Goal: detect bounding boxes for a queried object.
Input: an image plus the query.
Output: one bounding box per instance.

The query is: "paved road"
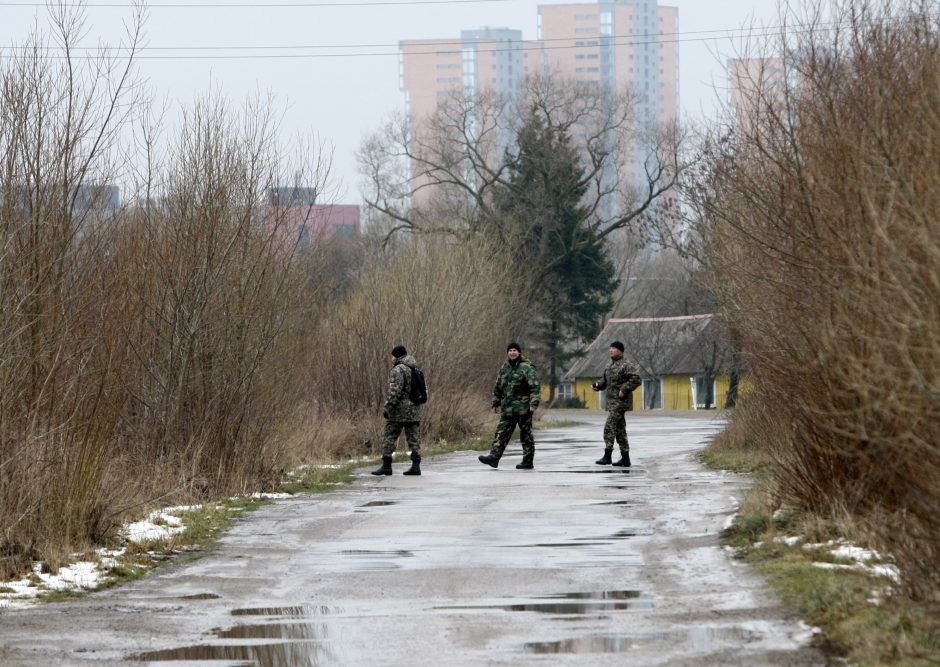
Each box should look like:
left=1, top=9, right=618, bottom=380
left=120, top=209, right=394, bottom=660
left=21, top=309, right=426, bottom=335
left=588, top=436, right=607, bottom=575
left=0, top=412, right=824, bottom=666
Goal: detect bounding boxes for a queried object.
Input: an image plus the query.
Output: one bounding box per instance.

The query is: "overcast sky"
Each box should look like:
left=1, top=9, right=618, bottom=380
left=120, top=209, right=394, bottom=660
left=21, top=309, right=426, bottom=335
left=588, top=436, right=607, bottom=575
left=0, top=0, right=783, bottom=203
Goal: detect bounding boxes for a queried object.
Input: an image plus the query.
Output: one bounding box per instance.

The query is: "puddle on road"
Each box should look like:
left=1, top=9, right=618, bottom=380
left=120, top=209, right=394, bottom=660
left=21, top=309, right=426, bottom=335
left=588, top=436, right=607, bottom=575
left=359, top=500, right=397, bottom=507
left=132, top=607, right=341, bottom=664
left=512, top=528, right=651, bottom=548
left=177, top=593, right=220, bottom=600
left=436, top=590, right=654, bottom=615
left=340, top=549, right=413, bottom=557
left=232, top=604, right=341, bottom=616
left=523, top=627, right=761, bottom=654
left=133, top=640, right=327, bottom=665
left=547, top=468, right=645, bottom=474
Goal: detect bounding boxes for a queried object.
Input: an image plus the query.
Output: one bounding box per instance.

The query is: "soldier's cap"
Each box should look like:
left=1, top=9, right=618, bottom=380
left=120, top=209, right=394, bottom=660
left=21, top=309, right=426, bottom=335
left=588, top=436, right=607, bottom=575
left=391, top=345, right=407, bottom=357
left=506, top=341, right=522, bottom=352
left=610, top=340, right=625, bottom=352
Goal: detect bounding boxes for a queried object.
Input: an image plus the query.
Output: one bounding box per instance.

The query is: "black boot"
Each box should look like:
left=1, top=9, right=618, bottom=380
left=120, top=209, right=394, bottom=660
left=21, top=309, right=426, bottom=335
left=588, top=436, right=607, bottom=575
left=515, top=453, right=534, bottom=470
left=612, top=451, right=631, bottom=467
left=595, top=449, right=613, bottom=465
left=371, top=455, right=393, bottom=475
left=403, top=452, right=421, bottom=476
left=478, top=453, right=500, bottom=468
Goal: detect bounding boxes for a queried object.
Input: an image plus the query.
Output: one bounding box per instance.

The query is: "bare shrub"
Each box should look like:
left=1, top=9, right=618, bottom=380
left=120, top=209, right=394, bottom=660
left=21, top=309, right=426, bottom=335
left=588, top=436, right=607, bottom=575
left=0, top=7, right=337, bottom=577
left=0, top=9, right=144, bottom=577
left=292, top=234, right=527, bottom=455
left=687, top=0, right=940, bottom=597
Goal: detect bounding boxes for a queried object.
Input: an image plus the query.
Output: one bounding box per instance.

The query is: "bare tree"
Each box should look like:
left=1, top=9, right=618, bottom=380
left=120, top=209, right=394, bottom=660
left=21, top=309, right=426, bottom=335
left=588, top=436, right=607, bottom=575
left=358, top=73, right=687, bottom=261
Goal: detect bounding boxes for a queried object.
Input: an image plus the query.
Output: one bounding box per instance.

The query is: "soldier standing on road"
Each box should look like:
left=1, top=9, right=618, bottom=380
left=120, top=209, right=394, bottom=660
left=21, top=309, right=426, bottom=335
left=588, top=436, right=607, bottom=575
left=592, top=340, right=642, bottom=467
left=478, top=342, right=541, bottom=470
left=372, top=345, right=423, bottom=476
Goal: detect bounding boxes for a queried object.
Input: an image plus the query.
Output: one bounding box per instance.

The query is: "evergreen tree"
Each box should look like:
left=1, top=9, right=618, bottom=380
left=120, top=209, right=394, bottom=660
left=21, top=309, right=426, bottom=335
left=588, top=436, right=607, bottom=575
left=491, top=110, right=618, bottom=401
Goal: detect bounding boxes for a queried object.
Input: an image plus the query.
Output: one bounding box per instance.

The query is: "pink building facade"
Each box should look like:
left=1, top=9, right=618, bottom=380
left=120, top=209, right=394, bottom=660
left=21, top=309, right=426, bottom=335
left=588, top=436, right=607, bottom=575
left=538, top=1, right=678, bottom=189
left=266, top=193, right=360, bottom=254
left=727, top=57, right=787, bottom=135
left=398, top=1, right=679, bottom=209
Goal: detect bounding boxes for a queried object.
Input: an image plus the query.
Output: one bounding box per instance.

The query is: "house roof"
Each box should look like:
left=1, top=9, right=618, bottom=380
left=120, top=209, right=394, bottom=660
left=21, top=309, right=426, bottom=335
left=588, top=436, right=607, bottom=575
left=564, top=314, right=728, bottom=380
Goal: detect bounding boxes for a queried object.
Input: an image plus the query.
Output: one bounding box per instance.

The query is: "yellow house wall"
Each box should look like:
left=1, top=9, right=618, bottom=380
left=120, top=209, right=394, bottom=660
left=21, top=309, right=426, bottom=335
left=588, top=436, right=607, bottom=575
left=574, top=378, right=600, bottom=410
left=661, top=375, right=733, bottom=410
left=663, top=375, right=693, bottom=410
left=546, top=375, right=736, bottom=411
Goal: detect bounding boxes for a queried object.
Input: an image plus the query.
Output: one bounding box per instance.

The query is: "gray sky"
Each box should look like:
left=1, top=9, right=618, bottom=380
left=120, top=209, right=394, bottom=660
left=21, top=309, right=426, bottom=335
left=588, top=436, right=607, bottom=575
left=0, top=0, right=782, bottom=203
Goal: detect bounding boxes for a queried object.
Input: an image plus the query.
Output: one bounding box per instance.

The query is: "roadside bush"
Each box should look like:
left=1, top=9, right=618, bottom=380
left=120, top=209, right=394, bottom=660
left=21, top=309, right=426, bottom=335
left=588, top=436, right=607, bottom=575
left=688, top=0, right=940, bottom=598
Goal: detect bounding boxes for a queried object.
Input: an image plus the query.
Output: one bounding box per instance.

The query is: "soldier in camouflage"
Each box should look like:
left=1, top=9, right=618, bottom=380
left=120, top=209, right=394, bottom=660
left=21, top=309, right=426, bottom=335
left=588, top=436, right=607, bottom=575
left=478, top=341, right=541, bottom=470
left=371, top=345, right=423, bottom=476
left=592, top=340, right=642, bottom=467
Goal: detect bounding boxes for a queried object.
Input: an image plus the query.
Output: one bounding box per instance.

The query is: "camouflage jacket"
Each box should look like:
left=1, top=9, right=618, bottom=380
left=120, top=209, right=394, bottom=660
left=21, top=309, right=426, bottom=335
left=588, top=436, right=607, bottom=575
left=595, top=355, right=642, bottom=412
left=491, top=356, right=540, bottom=416
left=383, top=354, right=423, bottom=422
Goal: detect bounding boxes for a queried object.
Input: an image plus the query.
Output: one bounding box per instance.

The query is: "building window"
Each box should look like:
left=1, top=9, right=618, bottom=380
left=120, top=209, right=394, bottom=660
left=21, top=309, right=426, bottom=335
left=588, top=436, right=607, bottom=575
left=694, top=376, right=716, bottom=409
left=558, top=382, right=573, bottom=399
left=642, top=378, right=662, bottom=409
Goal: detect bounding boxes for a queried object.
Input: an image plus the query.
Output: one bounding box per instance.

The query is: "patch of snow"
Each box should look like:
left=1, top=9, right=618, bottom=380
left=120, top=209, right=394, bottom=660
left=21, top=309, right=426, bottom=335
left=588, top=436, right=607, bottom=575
left=867, top=564, right=901, bottom=583
left=122, top=514, right=187, bottom=543
left=793, top=620, right=822, bottom=643
left=830, top=545, right=880, bottom=562
left=248, top=492, right=292, bottom=499
left=33, top=561, right=103, bottom=591
left=722, top=513, right=737, bottom=530
left=774, top=535, right=802, bottom=546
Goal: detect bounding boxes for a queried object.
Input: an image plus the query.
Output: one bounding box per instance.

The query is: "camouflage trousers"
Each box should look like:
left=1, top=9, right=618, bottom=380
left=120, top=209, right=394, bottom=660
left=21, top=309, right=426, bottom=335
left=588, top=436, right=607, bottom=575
left=603, top=409, right=630, bottom=454
left=489, top=411, right=535, bottom=459
left=382, top=421, right=421, bottom=457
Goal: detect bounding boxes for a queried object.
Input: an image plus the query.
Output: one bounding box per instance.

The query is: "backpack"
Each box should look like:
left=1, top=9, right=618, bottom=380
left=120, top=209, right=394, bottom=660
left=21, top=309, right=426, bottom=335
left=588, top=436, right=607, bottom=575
left=408, top=367, right=428, bottom=405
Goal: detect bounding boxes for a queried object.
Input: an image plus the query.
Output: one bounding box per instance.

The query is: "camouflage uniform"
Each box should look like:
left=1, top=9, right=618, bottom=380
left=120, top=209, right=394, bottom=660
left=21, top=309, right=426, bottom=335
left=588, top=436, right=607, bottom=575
left=382, top=353, right=423, bottom=457
left=486, top=356, right=541, bottom=461
left=595, top=356, right=642, bottom=457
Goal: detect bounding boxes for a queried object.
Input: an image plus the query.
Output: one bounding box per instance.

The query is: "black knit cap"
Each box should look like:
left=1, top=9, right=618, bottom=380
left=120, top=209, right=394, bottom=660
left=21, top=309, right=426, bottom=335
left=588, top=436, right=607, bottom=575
left=391, top=345, right=407, bottom=358
left=506, top=341, right=522, bottom=352
left=610, top=340, right=625, bottom=352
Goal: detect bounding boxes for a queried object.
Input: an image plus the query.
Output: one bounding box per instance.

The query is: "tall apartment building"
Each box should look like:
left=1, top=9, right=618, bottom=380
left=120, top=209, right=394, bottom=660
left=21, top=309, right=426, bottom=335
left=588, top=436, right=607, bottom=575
left=400, top=28, right=538, bottom=133
left=398, top=1, right=679, bottom=206
left=727, top=57, right=787, bottom=135
left=538, top=1, right=678, bottom=189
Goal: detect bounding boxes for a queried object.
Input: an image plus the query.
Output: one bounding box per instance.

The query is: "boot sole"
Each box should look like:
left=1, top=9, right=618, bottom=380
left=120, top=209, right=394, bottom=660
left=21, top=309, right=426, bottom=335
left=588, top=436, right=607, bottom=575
left=478, top=456, right=499, bottom=468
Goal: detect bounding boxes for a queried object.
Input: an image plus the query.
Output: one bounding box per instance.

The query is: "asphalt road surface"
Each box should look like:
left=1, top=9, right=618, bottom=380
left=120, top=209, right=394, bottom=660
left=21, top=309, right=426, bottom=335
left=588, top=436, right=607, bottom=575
left=0, top=412, right=825, bottom=666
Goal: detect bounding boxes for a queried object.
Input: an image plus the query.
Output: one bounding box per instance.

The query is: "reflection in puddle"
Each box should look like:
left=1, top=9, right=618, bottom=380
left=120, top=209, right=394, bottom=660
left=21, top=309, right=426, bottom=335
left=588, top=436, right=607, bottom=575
left=517, top=542, right=611, bottom=548
left=216, top=623, right=328, bottom=639
left=437, top=590, right=654, bottom=615
left=133, top=640, right=326, bottom=665
left=178, top=593, right=220, bottom=600
left=523, top=627, right=762, bottom=654
left=513, top=528, right=651, bottom=548
left=359, top=500, right=397, bottom=507
left=232, top=604, right=340, bottom=616
left=549, top=468, right=643, bottom=474
left=132, top=607, right=341, bottom=664
left=340, top=549, right=413, bottom=557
